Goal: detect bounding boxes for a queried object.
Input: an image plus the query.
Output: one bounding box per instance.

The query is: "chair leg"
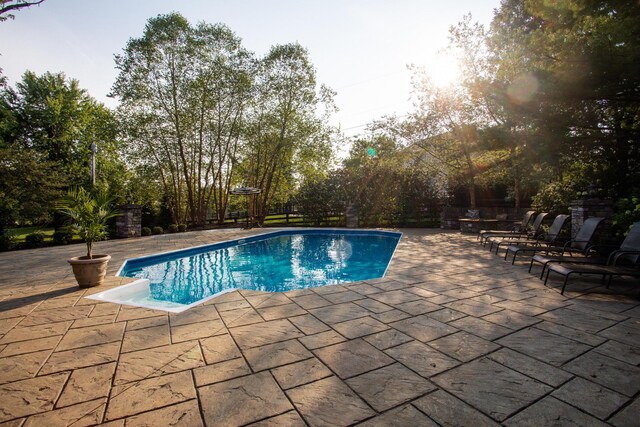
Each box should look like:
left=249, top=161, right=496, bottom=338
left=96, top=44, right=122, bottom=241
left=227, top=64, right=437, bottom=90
left=606, top=274, right=613, bottom=288
left=504, top=249, right=509, bottom=260
left=539, top=264, right=547, bottom=280
left=528, top=259, right=534, bottom=273
left=544, top=269, right=551, bottom=286
left=560, top=273, right=571, bottom=295
left=511, top=251, right=518, bottom=265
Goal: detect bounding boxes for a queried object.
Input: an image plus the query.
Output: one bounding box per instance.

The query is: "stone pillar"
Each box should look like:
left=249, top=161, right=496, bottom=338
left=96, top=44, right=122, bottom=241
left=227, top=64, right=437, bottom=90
left=570, top=199, right=613, bottom=241
left=116, top=204, right=142, bottom=238
left=345, top=204, right=358, bottom=228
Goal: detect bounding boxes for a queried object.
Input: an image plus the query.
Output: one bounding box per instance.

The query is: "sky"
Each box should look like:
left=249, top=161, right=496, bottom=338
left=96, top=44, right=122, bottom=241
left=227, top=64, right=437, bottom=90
left=0, top=0, right=501, bottom=141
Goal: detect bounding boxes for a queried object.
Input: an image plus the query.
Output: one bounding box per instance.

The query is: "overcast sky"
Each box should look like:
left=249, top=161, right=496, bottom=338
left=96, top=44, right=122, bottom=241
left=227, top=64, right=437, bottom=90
left=0, top=0, right=501, bottom=140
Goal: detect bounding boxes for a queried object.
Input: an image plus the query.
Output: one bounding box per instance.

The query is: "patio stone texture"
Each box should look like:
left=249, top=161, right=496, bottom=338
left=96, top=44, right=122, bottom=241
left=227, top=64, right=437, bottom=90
left=0, top=228, right=639, bottom=426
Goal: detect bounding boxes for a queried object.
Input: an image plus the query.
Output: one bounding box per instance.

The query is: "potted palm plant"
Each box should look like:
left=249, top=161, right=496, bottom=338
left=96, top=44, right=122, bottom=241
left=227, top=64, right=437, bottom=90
left=58, top=187, right=118, bottom=287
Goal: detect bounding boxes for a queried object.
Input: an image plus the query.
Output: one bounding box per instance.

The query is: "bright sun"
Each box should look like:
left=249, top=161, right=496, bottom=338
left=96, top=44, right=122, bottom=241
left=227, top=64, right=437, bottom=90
left=427, top=55, right=462, bottom=88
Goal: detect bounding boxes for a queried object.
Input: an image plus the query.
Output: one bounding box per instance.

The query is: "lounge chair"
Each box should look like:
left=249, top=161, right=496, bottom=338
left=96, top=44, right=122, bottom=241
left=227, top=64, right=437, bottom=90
left=487, top=212, right=548, bottom=252
left=544, top=222, right=640, bottom=294
left=544, top=259, right=640, bottom=295
left=527, top=217, right=606, bottom=278
left=478, top=210, right=536, bottom=244
left=503, top=214, right=571, bottom=262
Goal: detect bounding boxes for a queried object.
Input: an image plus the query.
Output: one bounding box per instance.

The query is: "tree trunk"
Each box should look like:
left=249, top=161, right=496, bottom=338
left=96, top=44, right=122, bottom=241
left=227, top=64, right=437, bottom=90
left=468, top=180, right=477, bottom=209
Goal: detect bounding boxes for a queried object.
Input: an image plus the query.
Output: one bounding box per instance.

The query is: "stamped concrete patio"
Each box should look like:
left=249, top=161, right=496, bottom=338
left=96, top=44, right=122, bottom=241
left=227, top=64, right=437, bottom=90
left=0, top=228, right=639, bottom=426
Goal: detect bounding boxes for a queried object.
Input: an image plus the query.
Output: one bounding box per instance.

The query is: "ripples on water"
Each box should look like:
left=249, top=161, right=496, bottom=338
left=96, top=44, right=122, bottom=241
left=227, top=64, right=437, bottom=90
left=122, top=233, right=399, bottom=305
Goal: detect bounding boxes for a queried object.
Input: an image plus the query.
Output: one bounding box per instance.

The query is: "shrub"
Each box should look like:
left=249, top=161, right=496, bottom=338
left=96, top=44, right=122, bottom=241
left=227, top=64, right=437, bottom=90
left=531, top=181, right=578, bottom=214
left=53, top=229, right=74, bottom=245
left=178, top=224, right=187, bottom=232
left=141, top=227, right=152, bottom=236
left=168, top=224, right=179, bottom=233
left=612, top=195, right=640, bottom=240
left=152, top=226, right=164, bottom=235
left=0, top=232, right=16, bottom=251
left=25, top=232, right=46, bottom=248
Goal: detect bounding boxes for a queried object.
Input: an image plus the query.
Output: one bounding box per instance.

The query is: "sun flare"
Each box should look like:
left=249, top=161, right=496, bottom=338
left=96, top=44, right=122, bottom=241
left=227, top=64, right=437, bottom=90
left=427, top=55, right=462, bottom=88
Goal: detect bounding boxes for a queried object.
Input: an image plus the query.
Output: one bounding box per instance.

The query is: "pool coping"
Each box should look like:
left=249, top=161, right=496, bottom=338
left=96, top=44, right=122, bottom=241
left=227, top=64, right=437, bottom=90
left=85, top=279, right=240, bottom=313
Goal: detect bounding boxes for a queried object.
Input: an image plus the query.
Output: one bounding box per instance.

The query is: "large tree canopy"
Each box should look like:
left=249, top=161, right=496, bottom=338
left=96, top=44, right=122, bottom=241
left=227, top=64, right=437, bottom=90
left=113, top=13, right=334, bottom=226
left=404, top=0, right=639, bottom=216
left=489, top=0, right=640, bottom=199
left=241, top=43, right=335, bottom=223
left=0, top=71, right=123, bottom=226
left=112, top=13, right=256, bottom=225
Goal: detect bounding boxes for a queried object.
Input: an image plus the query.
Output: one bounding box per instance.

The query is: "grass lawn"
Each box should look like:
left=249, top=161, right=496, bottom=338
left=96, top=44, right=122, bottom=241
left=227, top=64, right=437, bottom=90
left=8, top=226, right=82, bottom=243
left=9, top=226, right=55, bottom=242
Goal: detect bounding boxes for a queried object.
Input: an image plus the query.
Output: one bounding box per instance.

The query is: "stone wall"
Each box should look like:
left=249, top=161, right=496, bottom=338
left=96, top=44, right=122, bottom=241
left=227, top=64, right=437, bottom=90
left=116, top=205, right=142, bottom=238
left=569, top=199, right=613, bottom=242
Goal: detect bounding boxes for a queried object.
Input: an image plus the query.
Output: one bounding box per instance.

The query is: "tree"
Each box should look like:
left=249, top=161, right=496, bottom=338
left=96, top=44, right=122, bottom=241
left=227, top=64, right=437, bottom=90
left=113, top=13, right=255, bottom=226
left=0, top=146, right=62, bottom=227
left=0, top=71, right=123, bottom=226
left=241, top=43, right=335, bottom=224
left=408, top=72, right=494, bottom=208
left=0, top=0, right=45, bottom=22
left=336, top=118, right=443, bottom=226
left=488, top=0, right=640, bottom=201
left=1, top=71, right=122, bottom=186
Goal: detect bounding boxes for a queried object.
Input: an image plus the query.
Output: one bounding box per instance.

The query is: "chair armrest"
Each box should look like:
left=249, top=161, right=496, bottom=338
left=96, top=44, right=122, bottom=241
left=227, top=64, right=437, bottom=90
left=561, top=239, right=594, bottom=255
left=589, top=244, right=619, bottom=257
left=609, top=250, right=640, bottom=266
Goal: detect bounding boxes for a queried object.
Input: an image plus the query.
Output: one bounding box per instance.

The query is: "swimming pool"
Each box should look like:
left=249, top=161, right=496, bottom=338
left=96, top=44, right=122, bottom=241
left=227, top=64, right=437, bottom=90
left=88, top=229, right=401, bottom=312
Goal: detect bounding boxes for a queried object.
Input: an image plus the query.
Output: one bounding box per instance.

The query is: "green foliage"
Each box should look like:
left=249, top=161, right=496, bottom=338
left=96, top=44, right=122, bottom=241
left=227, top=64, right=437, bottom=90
left=57, top=187, right=118, bottom=259
left=530, top=181, right=578, bottom=214
left=112, top=13, right=257, bottom=226
left=2, top=72, right=123, bottom=187
left=141, top=227, right=151, bottom=236
left=178, top=224, right=187, bottom=232
left=295, top=174, right=346, bottom=225
left=488, top=0, right=640, bottom=205
left=152, top=226, right=164, bottom=235
left=241, top=42, right=335, bottom=224
left=336, top=125, right=444, bottom=227
left=167, top=224, right=178, bottom=233
left=612, top=195, right=640, bottom=239
left=24, top=231, right=45, bottom=248
left=52, top=229, right=73, bottom=245
left=0, top=71, right=126, bottom=226
left=0, top=146, right=63, bottom=226
left=0, top=230, right=16, bottom=251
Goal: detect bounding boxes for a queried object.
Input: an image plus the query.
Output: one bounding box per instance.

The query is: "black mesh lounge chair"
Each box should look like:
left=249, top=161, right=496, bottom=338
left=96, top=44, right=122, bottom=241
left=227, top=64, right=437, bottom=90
left=544, top=256, right=640, bottom=295
left=487, top=212, right=548, bottom=252
left=503, top=214, right=571, bottom=262
left=544, top=222, right=640, bottom=294
left=487, top=212, right=549, bottom=253
left=528, top=217, right=606, bottom=278
left=478, top=210, right=536, bottom=244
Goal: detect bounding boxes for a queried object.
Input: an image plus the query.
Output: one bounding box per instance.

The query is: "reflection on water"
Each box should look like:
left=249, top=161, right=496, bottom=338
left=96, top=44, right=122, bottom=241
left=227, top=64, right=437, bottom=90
left=122, top=234, right=398, bottom=305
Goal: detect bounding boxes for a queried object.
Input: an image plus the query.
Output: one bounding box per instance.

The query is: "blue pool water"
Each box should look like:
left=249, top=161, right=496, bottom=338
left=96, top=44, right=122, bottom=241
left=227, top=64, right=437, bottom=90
left=117, top=229, right=401, bottom=306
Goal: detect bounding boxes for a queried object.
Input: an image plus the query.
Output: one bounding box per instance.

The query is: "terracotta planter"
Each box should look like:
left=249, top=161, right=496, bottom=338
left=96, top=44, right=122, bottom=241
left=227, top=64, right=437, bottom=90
left=68, top=254, right=111, bottom=288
